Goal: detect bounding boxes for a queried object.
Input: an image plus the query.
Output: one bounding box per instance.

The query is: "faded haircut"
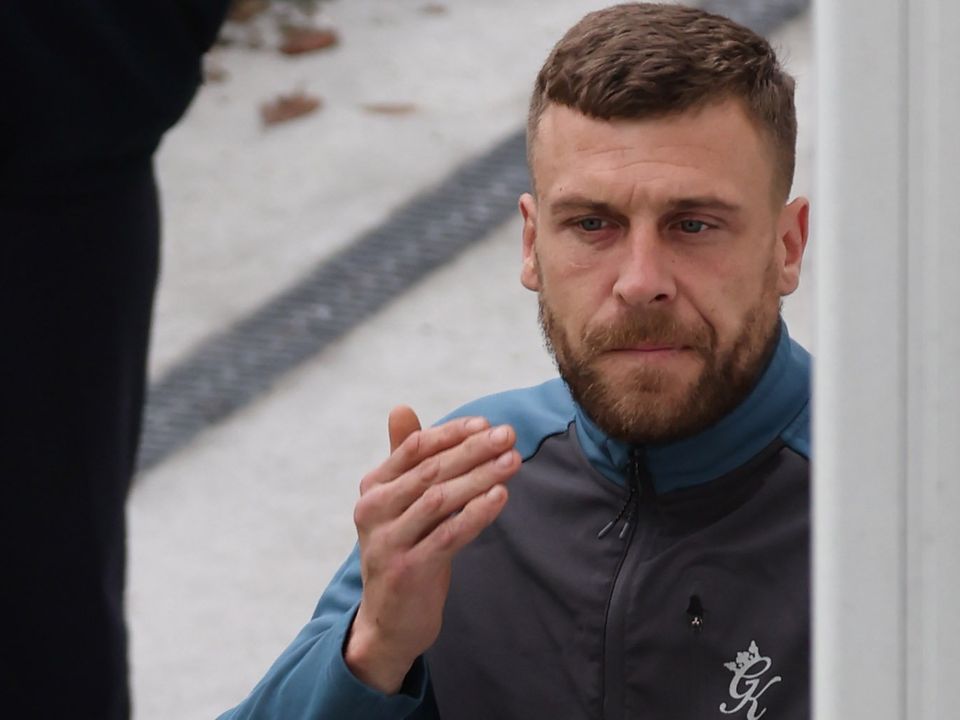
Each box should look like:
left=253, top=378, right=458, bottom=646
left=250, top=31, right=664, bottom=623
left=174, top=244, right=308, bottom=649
left=527, top=2, right=797, bottom=202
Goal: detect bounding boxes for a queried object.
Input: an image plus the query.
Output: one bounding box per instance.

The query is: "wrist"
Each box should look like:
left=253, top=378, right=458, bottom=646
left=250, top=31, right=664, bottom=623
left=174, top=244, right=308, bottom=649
left=344, top=611, right=414, bottom=695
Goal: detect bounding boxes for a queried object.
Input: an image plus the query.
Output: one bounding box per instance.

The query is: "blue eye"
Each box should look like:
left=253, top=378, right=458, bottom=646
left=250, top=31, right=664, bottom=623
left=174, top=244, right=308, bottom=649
left=578, top=217, right=607, bottom=231
left=678, top=219, right=709, bottom=233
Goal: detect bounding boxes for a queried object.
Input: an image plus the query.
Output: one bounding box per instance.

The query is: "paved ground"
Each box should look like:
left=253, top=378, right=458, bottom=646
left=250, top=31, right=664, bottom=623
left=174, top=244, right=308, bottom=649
left=127, top=3, right=815, bottom=718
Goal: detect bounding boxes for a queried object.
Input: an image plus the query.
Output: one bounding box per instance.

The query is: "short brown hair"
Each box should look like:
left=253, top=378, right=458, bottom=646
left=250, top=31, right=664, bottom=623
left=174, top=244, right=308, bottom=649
left=528, top=2, right=797, bottom=201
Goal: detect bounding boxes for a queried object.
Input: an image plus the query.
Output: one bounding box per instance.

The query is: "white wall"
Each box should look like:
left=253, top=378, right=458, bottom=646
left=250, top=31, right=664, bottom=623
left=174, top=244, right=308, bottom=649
left=813, top=0, right=960, bottom=717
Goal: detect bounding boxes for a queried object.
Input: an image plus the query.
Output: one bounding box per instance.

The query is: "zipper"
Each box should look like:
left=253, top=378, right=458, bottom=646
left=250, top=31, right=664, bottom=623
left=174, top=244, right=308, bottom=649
left=597, top=449, right=646, bottom=539
left=599, top=448, right=647, bottom=719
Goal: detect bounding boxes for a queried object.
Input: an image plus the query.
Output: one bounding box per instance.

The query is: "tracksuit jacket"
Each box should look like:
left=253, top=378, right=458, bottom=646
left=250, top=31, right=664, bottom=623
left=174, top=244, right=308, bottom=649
left=221, top=321, right=811, bottom=720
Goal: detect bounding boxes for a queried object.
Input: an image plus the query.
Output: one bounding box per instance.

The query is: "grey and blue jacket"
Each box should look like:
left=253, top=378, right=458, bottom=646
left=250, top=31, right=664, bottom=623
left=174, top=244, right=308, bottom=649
left=220, top=323, right=810, bottom=720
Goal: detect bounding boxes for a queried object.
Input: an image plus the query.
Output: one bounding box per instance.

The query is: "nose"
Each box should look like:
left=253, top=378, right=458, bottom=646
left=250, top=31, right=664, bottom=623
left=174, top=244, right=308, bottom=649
left=612, top=225, right=677, bottom=307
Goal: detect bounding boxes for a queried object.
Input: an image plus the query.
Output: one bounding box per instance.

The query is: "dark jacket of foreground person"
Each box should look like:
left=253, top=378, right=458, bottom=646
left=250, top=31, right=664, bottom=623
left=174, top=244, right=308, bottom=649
left=0, top=3, right=228, bottom=719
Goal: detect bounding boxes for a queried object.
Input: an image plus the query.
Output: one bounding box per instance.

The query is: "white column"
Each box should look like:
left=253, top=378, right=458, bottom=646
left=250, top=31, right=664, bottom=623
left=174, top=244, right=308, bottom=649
left=813, top=1, right=960, bottom=718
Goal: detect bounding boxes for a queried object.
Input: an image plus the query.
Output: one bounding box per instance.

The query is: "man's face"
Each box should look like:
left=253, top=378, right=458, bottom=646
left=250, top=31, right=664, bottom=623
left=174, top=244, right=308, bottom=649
left=520, top=99, right=808, bottom=445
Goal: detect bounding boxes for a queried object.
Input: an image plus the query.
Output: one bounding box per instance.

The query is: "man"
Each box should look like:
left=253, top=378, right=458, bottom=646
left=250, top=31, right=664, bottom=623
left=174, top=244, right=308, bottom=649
left=1, top=2, right=229, bottom=718
left=221, top=3, right=810, bottom=718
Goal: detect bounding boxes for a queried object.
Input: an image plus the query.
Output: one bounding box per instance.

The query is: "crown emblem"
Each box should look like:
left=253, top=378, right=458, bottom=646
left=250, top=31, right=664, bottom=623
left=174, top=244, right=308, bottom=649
left=724, top=640, right=762, bottom=673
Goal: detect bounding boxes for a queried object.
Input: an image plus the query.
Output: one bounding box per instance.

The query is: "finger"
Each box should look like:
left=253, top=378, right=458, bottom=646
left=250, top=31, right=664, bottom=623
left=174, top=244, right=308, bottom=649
left=411, top=484, right=510, bottom=563
left=364, top=416, right=491, bottom=491
left=388, top=405, right=421, bottom=454
left=392, top=444, right=520, bottom=546
left=368, top=423, right=516, bottom=521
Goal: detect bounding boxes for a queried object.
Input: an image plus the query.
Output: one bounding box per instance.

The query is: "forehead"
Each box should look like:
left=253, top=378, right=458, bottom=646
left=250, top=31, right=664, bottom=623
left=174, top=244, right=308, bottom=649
left=531, top=100, right=776, bottom=210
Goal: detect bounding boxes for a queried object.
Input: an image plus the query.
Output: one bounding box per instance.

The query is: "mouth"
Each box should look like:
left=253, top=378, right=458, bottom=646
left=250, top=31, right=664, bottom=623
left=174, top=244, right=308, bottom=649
left=618, top=344, right=679, bottom=352
left=601, top=345, right=687, bottom=361
left=608, top=342, right=685, bottom=353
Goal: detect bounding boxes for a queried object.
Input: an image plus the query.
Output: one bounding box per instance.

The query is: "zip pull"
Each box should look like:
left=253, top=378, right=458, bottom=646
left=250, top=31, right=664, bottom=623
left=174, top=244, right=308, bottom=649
left=597, top=449, right=645, bottom=539
left=597, top=483, right=635, bottom=539
left=617, top=507, right=635, bottom=540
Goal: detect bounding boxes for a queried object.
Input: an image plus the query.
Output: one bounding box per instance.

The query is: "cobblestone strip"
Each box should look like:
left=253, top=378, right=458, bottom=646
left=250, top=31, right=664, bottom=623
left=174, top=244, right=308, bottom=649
left=138, top=131, right=528, bottom=471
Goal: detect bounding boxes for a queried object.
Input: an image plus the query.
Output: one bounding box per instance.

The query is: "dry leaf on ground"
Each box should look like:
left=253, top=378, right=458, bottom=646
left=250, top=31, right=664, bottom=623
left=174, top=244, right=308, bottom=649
left=279, top=26, right=340, bottom=55
left=361, top=102, right=418, bottom=115
left=228, top=0, right=268, bottom=23
left=261, top=92, right=322, bottom=126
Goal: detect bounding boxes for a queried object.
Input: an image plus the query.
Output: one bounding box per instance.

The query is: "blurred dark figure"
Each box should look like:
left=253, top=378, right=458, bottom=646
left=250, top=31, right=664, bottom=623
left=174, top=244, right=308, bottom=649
left=0, top=2, right=230, bottom=717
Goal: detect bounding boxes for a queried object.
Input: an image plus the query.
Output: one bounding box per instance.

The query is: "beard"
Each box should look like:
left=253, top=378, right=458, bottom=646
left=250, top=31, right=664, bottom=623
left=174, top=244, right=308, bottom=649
left=539, top=266, right=782, bottom=446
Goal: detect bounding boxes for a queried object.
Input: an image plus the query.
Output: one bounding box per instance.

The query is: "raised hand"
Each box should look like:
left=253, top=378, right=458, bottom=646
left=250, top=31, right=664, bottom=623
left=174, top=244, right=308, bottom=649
left=344, top=405, right=519, bottom=694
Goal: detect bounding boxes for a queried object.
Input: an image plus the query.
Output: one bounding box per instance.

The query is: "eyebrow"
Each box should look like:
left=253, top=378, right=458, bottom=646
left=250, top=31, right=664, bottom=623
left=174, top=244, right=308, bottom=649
left=547, top=197, right=620, bottom=217
left=547, top=194, right=743, bottom=217
left=667, top=197, right=743, bottom=214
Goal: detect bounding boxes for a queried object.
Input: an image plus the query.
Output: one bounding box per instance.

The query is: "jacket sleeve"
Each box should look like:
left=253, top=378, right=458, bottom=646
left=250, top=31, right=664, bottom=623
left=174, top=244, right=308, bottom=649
left=218, top=545, right=435, bottom=720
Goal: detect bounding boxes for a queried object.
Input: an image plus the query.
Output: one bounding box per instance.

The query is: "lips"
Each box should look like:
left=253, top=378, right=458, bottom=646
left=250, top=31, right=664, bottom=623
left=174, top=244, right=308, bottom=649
left=600, top=345, right=688, bottom=362
left=617, top=344, right=679, bottom=352
left=605, top=340, right=687, bottom=353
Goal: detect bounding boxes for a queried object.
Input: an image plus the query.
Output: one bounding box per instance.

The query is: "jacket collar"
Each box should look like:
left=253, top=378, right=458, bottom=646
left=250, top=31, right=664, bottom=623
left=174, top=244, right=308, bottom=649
left=574, top=321, right=811, bottom=493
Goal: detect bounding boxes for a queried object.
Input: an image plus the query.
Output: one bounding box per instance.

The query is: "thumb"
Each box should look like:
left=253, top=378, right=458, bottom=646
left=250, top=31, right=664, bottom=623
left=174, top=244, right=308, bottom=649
left=388, top=405, right=422, bottom=453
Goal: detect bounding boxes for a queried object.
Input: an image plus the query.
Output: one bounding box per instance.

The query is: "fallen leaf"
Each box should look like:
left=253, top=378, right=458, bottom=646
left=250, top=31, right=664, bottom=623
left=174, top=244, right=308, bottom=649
left=228, top=0, right=268, bottom=23
left=279, top=26, right=340, bottom=55
left=261, top=92, right=322, bottom=126
left=420, top=3, right=448, bottom=14
left=361, top=102, right=418, bottom=115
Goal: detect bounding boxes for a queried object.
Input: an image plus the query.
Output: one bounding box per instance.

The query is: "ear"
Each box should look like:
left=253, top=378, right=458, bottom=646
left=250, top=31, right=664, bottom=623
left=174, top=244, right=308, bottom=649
left=519, top=192, right=541, bottom=291
left=775, top=197, right=809, bottom=296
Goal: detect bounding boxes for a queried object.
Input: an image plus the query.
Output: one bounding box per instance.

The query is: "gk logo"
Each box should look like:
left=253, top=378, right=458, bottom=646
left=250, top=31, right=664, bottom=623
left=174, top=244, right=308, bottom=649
left=719, top=640, right=782, bottom=720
